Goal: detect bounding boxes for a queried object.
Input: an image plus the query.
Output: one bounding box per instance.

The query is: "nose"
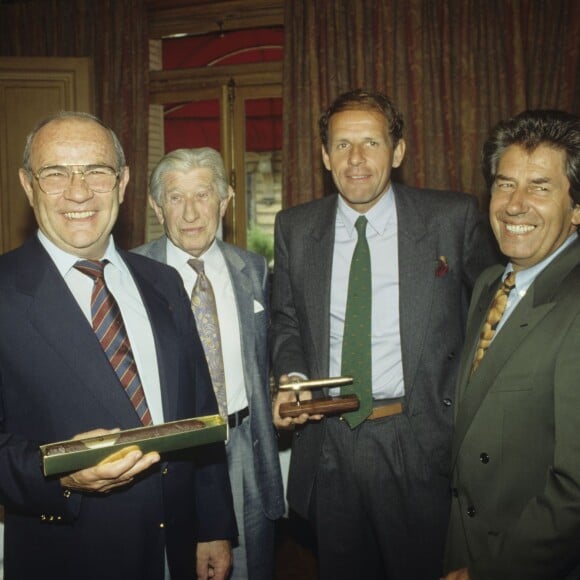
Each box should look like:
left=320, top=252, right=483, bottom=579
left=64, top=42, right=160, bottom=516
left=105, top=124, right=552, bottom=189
left=348, top=144, right=364, bottom=165
left=182, top=197, right=200, bottom=222
left=505, top=185, right=528, bottom=215
left=63, top=171, right=94, bottom=202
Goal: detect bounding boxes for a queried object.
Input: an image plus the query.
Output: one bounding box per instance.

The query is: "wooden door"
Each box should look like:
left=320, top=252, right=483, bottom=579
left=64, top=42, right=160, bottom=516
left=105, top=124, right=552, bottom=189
left=0, top=57, right=93, bottom=253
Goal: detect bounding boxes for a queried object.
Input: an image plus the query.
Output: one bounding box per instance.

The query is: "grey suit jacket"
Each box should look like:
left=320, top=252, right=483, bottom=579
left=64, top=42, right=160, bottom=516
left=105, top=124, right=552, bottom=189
left=445, top=238, right=580, bottom=580
left=271, top=184, right=499, bottom=518
left=133, top=236, right=285, bottom=520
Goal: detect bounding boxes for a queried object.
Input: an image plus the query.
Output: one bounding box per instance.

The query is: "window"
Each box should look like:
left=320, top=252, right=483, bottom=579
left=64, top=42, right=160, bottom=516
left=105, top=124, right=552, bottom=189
left=148, top=27, right=283, bottom=259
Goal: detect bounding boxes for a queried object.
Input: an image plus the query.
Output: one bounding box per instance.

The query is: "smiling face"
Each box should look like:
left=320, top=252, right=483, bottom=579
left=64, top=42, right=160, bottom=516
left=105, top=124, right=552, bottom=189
left=321, top=109, right=405, bottom=213
left=151, top=167, right=232, bottom=257
left=19, top=117, right=128, bottom=259
left=490, top=144, right=580, bottom=271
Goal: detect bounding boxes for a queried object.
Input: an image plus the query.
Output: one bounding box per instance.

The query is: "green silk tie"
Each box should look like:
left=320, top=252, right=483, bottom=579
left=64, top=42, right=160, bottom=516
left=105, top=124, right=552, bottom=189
left=340, top=215, right=373, bottom=428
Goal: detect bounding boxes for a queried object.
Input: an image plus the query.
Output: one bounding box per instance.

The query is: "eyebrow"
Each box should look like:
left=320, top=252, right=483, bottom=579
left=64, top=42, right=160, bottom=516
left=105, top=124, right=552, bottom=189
left=495, top=174, right=551, bottom=184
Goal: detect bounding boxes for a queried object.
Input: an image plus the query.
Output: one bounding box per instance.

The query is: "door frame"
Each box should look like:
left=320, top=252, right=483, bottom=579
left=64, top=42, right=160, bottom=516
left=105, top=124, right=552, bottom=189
left=149, top=60, right=282, bottom=247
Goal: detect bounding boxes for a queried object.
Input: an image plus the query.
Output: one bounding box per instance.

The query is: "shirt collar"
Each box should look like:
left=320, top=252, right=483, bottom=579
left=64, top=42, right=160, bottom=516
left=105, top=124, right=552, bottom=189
left=504, top=232, right=578, bottom=291
left=336, top=185, right=396, bottom=237
left=165, top=236, right=219, bottom=267
left=37, top=230, right=123, bottom=276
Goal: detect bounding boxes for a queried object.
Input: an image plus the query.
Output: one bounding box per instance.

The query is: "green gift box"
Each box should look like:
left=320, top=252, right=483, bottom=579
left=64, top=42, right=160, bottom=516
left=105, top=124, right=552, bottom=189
left=40, top=414, right=226, bottom=476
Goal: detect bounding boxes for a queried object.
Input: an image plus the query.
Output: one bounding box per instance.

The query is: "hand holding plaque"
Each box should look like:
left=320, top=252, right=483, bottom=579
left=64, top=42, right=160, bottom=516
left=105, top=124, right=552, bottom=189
left=278, top=377, right=359, bottom=418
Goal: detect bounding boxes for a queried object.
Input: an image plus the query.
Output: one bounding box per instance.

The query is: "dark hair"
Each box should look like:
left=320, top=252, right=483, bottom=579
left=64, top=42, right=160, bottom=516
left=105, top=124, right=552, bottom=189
left=318, top=89, right=404, bottom=150
left=482, top=109, right=580, bottom=204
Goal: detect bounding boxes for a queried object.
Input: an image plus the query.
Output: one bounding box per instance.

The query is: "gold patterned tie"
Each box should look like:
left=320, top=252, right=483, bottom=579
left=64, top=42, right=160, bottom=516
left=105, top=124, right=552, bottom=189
left=470, top=272, right=516, bottom=376
left=188, top=259, right=228, bottom=419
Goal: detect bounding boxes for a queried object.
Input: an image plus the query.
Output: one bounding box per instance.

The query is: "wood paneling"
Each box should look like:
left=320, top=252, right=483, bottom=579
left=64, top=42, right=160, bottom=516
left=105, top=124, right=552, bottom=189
left=150, top=61, right=283, bottom=104
left=0, top=57, right=93, bottom=253
left=147, top=0, right=283, bottom=39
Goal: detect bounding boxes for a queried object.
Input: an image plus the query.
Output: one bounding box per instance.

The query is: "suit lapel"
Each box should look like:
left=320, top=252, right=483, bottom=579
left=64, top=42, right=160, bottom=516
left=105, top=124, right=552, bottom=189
left=124, top=252, right=182, bottom=422
left=303, top=196, right=337, bottom=376
left=394, top=187, right=438, bottom=402
left=451, top=239, right=580, bottom=465
left=452, top=289, right=554, bottom=463
left=454, top=271, right=503, bottom=406
left=22, top=242, right=141, bottom=427
left=217, top=241, right=256, bottom=395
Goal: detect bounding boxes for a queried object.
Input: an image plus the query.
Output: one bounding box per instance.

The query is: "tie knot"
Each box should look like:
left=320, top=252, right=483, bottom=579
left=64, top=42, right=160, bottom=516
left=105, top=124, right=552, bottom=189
left=503, top=271, right=516, bottom=290
left=75, top=259, right=106, bottom=281
left=188, top=258, right=205, bottom=276
left=354, top=215, right=368, bottom=238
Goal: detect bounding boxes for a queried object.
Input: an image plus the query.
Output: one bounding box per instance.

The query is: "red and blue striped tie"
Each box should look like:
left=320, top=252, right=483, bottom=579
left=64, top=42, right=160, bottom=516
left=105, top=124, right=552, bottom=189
left=75, top=260, right=152, bottom=425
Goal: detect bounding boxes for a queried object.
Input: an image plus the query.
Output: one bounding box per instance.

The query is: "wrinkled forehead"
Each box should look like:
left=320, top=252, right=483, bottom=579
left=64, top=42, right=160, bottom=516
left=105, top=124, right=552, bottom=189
left=162, top=167, right=216, bottom=190
left=31, top=118, right=116, bottom=168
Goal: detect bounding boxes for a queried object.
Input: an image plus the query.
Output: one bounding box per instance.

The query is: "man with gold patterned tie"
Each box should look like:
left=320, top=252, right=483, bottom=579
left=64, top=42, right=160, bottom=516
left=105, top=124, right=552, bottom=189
left=0, top=112, right=236, bottom=580
left=444, top=109, right=580, bottom=580
left=133, top=147, right=284, bottom=580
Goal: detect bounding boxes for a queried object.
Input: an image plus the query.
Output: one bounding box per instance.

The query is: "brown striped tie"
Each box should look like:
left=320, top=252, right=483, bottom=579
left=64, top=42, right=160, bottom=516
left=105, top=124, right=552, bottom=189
left=75, top=260, right=152, bottom=425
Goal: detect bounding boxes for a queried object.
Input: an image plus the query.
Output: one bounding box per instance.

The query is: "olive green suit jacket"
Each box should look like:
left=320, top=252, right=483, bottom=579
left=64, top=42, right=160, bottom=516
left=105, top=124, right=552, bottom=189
left=445, top=237, right=580, bottom=579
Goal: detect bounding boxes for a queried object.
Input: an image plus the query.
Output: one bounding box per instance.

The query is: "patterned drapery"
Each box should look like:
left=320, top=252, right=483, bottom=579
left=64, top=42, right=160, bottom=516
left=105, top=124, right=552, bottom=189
left=282, top=0, right=580, bottom=209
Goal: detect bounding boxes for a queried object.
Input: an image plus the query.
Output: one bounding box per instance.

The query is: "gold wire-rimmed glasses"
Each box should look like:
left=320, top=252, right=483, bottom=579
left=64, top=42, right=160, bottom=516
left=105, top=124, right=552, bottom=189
left=31, top=164, right=120, bottom=195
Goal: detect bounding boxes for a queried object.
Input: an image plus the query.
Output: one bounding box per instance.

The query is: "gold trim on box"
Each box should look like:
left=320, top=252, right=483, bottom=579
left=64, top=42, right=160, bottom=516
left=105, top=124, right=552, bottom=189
left=40, top=414, right=226, bottom=476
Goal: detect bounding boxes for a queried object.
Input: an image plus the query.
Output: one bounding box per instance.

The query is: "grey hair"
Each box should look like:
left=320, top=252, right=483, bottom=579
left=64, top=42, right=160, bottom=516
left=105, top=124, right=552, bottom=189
left=21, top=111, right=126, bottom=173
left=149, top=147, right=229, bottom=205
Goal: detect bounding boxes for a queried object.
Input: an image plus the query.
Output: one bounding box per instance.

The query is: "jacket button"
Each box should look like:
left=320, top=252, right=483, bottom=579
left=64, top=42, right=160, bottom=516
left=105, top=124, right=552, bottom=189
left=479, top=452, right=490, bottom=464
left=451, top=487, right=458, bottom=498
left=467, top=506, right=476, bottom=517
left=443, top=398, right=452, bottom=407
left=447, top=352, right=455, bottom=360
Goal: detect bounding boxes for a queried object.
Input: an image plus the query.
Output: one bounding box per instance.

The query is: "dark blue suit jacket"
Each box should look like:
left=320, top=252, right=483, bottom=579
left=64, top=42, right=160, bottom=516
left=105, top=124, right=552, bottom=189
left=0, top=236, right=236, bottom=580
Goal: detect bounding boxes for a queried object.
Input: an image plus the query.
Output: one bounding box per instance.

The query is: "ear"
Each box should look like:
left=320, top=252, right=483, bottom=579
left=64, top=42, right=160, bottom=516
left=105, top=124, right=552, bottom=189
left=19, top=168, right=35, bottom=208
left=117, top=166, right=130, bottom=205
left=321, top=144, right=332, bottom=171
left=392, top=139, right=406, bottom=168
left=148, top=194, right=165, bottom=225
left=220, top=186, right=234, bottom=218
left=571, top=203, right=580, bottom=227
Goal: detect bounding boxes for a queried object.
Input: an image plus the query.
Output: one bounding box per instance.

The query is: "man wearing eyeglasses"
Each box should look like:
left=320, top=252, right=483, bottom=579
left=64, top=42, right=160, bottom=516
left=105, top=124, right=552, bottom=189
left=0, top=111, right=236, bottom=580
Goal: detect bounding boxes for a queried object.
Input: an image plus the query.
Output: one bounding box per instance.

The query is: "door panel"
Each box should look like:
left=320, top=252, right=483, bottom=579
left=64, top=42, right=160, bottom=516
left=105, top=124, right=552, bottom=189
left=0, top=57, right=93, bottom=253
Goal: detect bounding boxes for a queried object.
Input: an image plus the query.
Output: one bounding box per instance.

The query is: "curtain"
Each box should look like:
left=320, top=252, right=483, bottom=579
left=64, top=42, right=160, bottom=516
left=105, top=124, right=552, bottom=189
left=282, top=0, right=580, bottom=209
left=0, top=0, right=149, bottom=249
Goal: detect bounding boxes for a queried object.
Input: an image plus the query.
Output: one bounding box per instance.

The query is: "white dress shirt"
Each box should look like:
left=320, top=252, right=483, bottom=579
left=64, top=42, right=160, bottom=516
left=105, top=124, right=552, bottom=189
left=329, top=188, right=405, bottom=399
left=37, top=231, right=164, bottom=424
left=165, top=238, right=248, bottom=415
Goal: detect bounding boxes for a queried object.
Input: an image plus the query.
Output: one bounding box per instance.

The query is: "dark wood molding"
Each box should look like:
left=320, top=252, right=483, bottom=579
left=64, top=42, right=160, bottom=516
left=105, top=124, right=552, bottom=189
left=149, top=61, right=283, bottom=103
left=147, top=0, right=284, bottom=39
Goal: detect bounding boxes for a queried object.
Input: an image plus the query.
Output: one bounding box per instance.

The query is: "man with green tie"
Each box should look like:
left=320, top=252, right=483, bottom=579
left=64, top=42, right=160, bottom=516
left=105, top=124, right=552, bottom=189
left=271, top=89, right=498, bottom=579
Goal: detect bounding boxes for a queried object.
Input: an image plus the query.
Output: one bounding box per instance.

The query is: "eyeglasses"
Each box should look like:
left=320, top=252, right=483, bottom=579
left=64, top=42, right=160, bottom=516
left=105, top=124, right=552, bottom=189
left=32, top=165, right=120, bottom=195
